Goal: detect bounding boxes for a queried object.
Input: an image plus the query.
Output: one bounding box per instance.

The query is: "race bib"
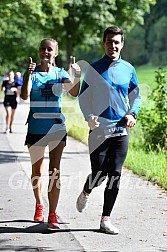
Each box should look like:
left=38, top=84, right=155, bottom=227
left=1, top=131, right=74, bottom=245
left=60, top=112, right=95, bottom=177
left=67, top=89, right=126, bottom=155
left=104, top=127, right=127, bottom=138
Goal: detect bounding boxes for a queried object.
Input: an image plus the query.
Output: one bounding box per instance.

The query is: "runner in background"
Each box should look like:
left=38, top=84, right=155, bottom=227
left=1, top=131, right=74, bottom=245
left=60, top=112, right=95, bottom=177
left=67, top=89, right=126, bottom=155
left=14, top=71, right=23, bottom=102
left=1, top=70, right=20, bottom=133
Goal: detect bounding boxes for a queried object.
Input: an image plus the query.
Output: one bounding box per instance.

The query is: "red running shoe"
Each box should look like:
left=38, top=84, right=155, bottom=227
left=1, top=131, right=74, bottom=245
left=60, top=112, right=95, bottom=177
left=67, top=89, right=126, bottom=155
left=48, top=212, right=60, bottom=230
left=34, top=204, right=44, bottom=222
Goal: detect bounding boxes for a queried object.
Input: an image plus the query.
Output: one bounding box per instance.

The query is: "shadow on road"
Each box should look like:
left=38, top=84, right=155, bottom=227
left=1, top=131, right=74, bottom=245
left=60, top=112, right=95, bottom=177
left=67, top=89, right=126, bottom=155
left=0, top=219, right=111, bottom=235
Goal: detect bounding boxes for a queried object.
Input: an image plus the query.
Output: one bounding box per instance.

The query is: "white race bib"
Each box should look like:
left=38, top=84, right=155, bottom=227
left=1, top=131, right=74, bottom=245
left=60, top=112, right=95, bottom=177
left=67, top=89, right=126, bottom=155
left=104, top=127, right=127, bottom=138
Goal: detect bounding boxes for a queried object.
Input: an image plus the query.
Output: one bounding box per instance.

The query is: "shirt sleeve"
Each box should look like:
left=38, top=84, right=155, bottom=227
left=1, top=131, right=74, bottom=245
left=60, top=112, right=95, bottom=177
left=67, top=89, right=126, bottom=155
left=79, top=66, right=94, bottom=122
left=60, top=68, right=71, bottom=82
left=2, top=81, right=6, bottom=87
left=15, top=81, right=20, bottom=88
left=128, top=68, right=141, bottom=115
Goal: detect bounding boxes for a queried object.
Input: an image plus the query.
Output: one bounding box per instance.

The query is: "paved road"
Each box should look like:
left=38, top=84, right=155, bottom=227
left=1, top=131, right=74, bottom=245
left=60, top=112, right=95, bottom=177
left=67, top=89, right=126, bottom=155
left=0, top=100, right=167, bottom=252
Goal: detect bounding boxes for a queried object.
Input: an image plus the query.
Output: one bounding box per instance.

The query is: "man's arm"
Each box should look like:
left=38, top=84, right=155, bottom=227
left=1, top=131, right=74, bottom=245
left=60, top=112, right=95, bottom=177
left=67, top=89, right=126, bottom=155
left=125, top=68, right=141, bottom=128
left=128, top=68, right=141, bottom=116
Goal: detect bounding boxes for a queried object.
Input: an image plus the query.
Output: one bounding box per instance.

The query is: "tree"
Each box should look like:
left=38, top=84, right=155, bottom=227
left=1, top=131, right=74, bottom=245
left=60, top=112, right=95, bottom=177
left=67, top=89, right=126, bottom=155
left=0, top=0, right=67, bottom=72
left=58, top=0, right=157, bottom=65
left=122, top=24, right=149, bottom=65
left=144, top=0, right=167, bottom=65
left=116, top=0, right=167, bottom=66
left=0, top=0, right=156, bottom=73
left=147, top=16, right=167, bottom=65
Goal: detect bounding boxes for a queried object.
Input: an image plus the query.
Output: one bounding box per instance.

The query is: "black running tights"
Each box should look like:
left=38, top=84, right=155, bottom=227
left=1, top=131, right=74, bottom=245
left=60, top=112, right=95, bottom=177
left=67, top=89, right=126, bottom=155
left=83, top=130, right=129, bottom=216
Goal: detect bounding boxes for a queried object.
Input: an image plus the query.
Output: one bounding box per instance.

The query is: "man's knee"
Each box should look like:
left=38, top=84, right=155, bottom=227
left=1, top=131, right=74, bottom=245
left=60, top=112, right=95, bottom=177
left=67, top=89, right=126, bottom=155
left=87, top=172, right=107, bottom=190
left=107, top=175, right=121, bottom=190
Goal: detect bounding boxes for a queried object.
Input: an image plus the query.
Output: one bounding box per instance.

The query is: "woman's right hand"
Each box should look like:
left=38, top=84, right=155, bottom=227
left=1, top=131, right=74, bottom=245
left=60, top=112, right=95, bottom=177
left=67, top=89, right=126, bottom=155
left=28, top=57, right=36, bottom=74
left=20, top=57, right=34, bottom=100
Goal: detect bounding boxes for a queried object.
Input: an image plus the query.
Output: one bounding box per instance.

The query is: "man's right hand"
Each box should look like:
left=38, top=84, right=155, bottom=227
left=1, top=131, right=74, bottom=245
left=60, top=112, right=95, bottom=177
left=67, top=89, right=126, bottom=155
left=88, top=115, right=100, bottom=129
left=28, top=57, right=36, bottom=74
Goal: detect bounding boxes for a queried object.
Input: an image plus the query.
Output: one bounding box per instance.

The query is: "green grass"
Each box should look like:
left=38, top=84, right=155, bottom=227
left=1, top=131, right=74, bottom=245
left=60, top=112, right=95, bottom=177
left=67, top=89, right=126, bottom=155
left=136, top=65, right=167, bottom=108
left=136, top=64, right=167, bottom=89
left=125, top=124, right=167, bottom=190
left=125, top=147, right=167, bottom=190
left=62, top=95, right=89, bottom=144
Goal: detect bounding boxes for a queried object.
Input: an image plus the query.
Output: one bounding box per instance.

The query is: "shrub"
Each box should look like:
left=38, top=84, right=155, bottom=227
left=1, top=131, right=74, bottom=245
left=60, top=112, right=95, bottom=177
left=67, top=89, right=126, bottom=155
left=139, top=68, right=167, bottom=150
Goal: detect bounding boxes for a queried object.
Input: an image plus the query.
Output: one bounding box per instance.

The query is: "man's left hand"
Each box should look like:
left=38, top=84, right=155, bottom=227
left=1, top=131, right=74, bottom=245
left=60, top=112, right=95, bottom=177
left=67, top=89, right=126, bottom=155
left=125, top=115, right=136, bottom=128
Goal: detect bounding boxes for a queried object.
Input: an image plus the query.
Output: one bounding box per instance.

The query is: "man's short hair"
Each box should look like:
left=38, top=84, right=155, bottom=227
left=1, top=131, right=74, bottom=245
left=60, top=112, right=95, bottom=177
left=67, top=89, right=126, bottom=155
left=103, top=26, right=124, bottom=42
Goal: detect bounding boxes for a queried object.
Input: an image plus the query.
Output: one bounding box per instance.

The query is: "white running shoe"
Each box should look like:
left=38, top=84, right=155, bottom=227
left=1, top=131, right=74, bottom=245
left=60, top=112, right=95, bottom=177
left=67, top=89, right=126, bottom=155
left=100, top=216, right=119, bottom=234
left=76, top=191, right=89, bottom=213
left=5, top=128, right=10, bottom=134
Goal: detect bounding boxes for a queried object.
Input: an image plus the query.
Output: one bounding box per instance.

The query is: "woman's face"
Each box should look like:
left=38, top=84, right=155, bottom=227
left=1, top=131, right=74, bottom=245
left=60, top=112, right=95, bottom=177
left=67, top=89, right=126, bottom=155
left=8, top=71, right=15, bottom=80
left=38, top=40, right=58, bottom=64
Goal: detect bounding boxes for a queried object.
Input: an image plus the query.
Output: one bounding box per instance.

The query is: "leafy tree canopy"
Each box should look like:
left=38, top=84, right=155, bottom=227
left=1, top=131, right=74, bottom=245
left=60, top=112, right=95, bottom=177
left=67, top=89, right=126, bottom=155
left=0, top=0, right=156, bottom=73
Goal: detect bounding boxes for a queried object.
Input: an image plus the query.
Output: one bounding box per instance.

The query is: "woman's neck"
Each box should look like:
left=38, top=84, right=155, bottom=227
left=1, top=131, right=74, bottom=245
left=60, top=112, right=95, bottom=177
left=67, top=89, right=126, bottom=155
left=8, top=78, right=14, bottom=83
left=38, top=62, right=53, bottom=72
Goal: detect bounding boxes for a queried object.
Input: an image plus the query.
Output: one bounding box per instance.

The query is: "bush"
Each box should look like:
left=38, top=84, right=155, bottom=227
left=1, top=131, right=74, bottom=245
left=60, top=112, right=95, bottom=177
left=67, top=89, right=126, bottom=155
left=139, top=68, right=167, bottom=150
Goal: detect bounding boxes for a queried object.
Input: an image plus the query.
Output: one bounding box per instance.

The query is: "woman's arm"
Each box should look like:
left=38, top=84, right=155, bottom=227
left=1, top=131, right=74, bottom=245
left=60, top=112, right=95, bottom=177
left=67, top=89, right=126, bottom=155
left=63, top=75, right=80, bottom=97
left=20, top=57, right=36, bottom=100
left=1, top=81, right=5, bottom=92
left=1, top=86, right=5, bottom=92
left=63, top=56, right=81, bottom=97
left=20, top=71, right=32, bottom=100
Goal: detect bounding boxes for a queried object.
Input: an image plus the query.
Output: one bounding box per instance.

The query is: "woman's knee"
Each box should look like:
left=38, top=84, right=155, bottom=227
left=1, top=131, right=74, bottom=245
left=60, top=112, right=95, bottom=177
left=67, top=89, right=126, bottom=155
left=48, top=168, right=61, bottom=191
left=31, top=169, right=42, bottom=178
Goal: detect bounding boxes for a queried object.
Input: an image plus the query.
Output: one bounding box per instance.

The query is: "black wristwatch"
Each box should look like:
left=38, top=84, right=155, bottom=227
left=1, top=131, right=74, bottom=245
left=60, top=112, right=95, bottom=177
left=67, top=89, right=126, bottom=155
left=131, top=112, right=137, bottom=119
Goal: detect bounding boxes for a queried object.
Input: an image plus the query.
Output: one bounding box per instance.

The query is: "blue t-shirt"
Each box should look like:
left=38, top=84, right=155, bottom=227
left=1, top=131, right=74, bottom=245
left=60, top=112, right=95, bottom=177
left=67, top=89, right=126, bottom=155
left=26, top=66, right=70, bottom=134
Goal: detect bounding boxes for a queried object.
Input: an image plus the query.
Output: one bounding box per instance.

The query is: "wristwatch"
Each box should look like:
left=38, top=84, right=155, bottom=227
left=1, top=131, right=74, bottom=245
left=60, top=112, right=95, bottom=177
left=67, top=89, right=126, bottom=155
left=131, top=112, right=137, bottom=119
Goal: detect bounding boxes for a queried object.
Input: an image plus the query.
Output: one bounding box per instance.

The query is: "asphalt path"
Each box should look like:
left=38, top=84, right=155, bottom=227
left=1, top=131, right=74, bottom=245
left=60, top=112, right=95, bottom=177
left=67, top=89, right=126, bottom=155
left=0, top=100, right=167, bottom=252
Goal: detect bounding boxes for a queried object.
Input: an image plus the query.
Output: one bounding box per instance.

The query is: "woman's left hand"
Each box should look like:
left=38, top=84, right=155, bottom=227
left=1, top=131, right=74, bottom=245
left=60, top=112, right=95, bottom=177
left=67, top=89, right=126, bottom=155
left=71, top=56, right=81, bottom=77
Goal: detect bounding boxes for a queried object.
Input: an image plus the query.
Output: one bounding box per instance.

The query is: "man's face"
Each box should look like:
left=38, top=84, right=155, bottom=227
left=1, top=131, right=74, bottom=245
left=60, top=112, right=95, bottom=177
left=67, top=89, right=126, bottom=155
left=103, top=34, right=124, bottom=60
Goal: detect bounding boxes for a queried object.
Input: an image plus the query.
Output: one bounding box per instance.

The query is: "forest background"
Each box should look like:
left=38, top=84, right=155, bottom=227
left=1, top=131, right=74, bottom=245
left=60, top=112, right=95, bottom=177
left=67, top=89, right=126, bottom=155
left=0, top=0, right=166, bottom=70
left=0, top=0, right=166, bottom=190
